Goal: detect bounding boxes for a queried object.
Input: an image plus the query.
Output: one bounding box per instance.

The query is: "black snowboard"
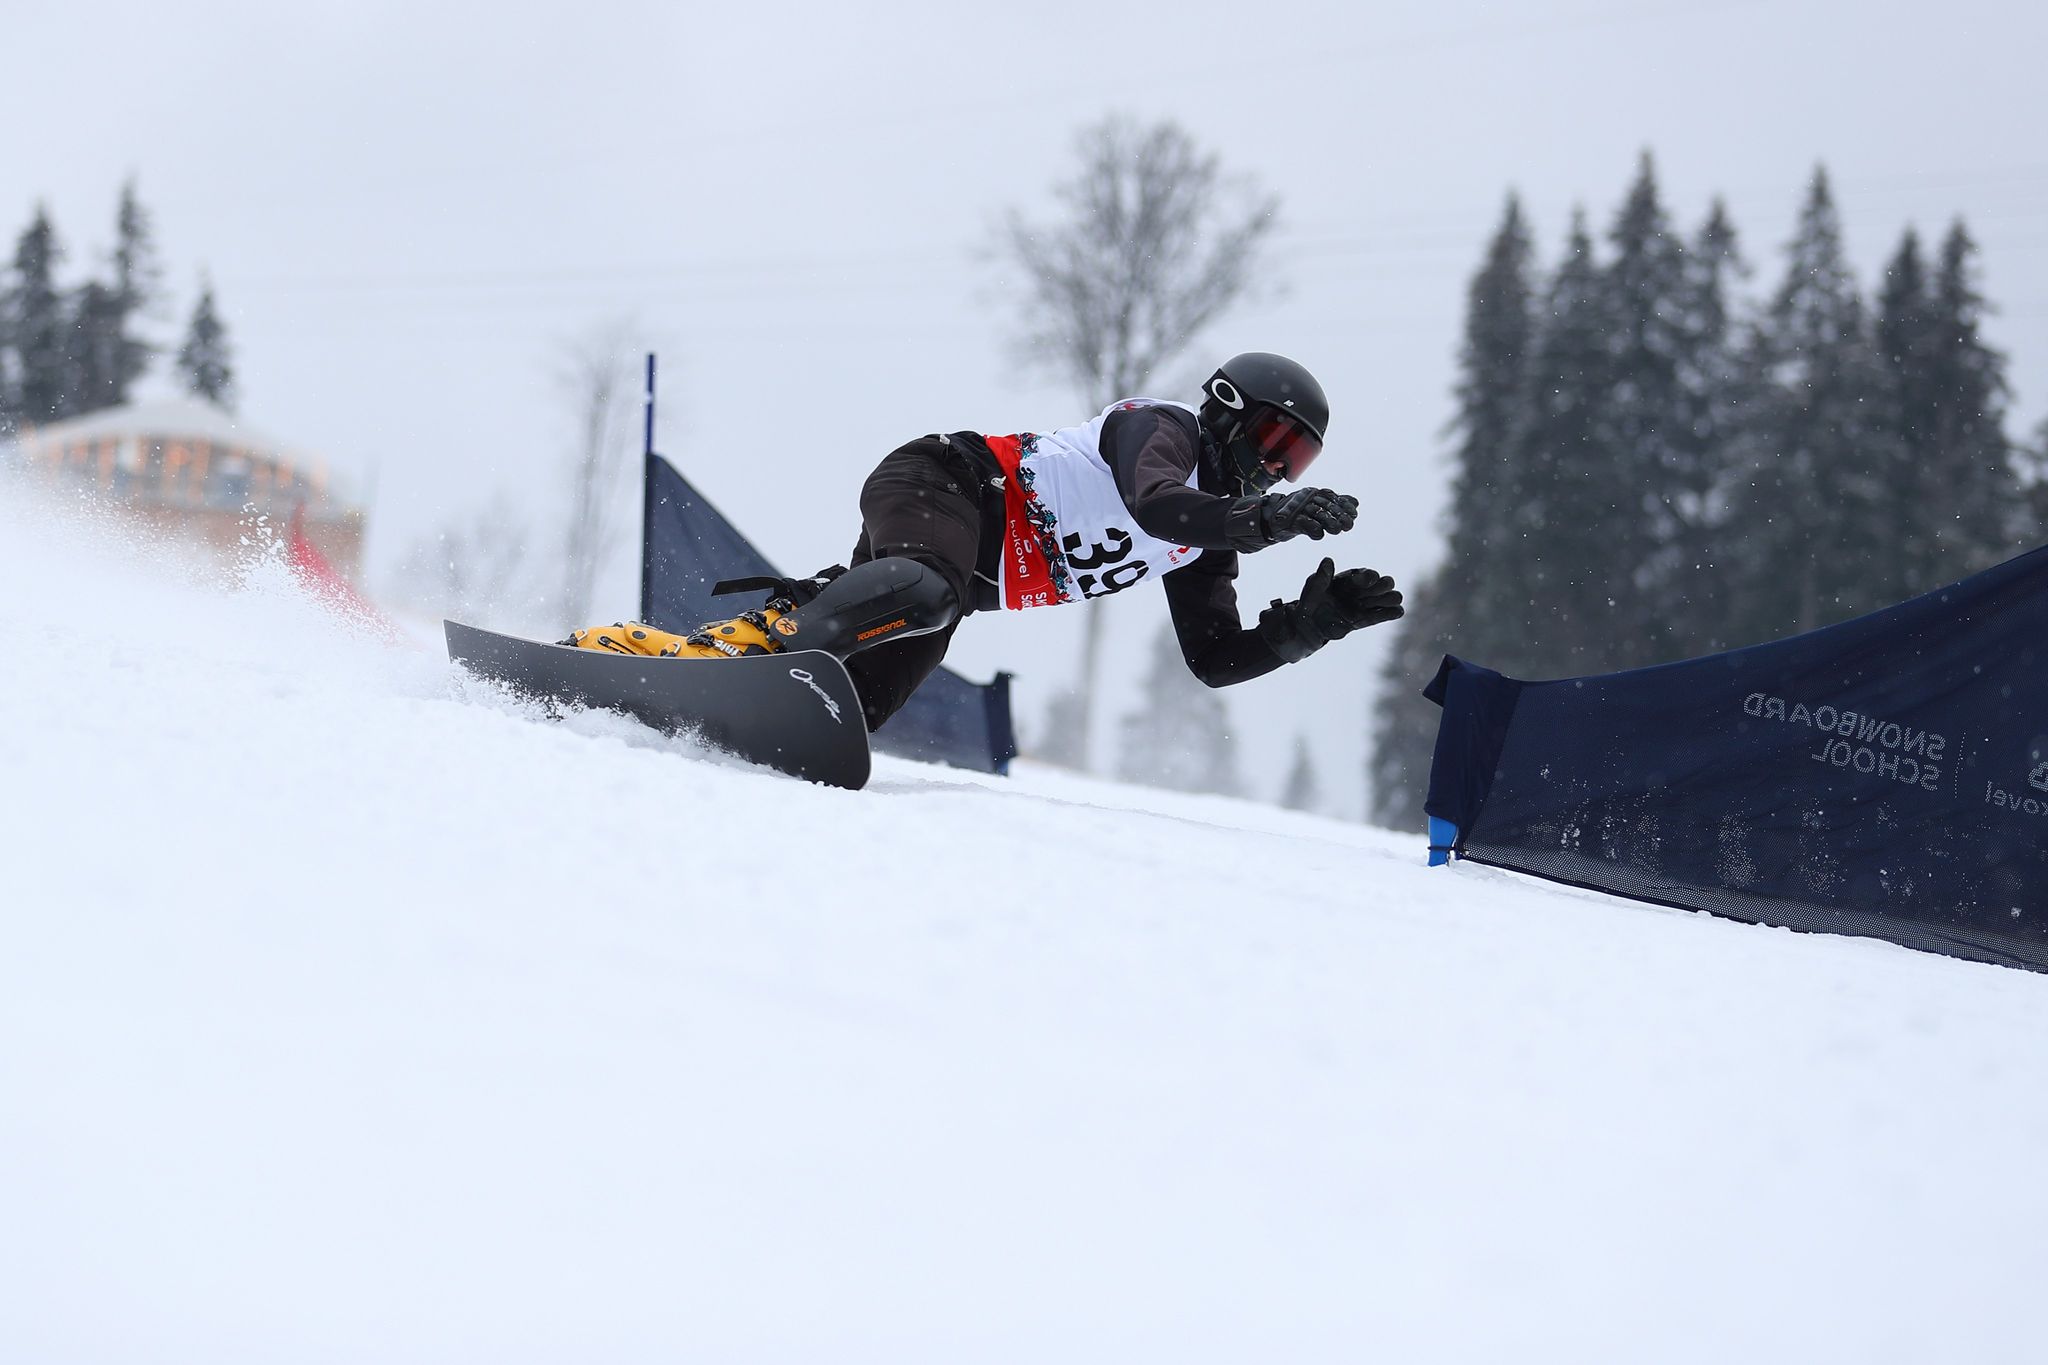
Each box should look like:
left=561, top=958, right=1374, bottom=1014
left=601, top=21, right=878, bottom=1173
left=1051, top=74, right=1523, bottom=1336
left=445, top=621, right=872, bottom=790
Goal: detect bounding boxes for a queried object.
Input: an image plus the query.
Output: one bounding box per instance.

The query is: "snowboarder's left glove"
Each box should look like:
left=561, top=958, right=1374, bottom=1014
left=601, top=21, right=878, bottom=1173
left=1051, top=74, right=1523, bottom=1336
left=1257, top=558, right=1405, bottom=664
left=1329, top=565, right=1404, bottom=630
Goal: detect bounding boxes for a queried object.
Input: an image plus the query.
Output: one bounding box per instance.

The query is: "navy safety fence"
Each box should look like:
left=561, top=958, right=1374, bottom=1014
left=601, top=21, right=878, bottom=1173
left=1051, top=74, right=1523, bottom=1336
left=1423, top=545, right=2048, bottom=972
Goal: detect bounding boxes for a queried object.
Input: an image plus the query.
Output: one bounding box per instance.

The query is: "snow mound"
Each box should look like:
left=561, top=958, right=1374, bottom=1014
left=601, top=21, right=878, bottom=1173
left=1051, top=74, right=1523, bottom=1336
left=3, top=482, right=2045, bottom=1363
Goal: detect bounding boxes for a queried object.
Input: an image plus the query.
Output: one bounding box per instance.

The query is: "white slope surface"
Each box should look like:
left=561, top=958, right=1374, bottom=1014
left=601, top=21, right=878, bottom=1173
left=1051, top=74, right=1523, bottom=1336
left=3, top=488, right=2045, bottom=1365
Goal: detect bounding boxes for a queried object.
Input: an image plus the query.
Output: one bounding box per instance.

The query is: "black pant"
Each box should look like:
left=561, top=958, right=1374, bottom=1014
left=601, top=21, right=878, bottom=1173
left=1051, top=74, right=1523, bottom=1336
left=840, top=435, right=988, bottom=731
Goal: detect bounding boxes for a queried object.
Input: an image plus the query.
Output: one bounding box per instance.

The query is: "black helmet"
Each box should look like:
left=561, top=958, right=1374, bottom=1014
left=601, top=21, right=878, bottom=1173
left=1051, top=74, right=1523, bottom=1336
left=1198, top=352, right=1329, bottom=494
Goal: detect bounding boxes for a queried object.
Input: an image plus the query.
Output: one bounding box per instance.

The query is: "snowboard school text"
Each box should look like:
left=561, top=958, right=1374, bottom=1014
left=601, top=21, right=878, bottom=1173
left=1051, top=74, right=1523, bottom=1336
left=1742, top=692, right=1946, bottom=792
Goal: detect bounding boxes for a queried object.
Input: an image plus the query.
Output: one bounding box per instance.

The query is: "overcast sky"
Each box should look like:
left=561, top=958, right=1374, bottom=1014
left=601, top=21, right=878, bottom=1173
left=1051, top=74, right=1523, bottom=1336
left=10, top=0, right=2046, bottom=816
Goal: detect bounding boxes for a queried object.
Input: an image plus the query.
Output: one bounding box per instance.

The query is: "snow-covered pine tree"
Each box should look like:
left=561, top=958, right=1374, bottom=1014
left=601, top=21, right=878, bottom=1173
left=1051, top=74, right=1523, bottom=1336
left=1873, top=225, right=1961, bottom=596
left=65, top=280, right=127, bottom=414
left=1034, top=689, right=1090, bottom=770
left=1599, top=153, right=1692, bottom=659
left=177, top=279, right=234, bottom=410
left=62, top=185, right=163, bottom=418
left=108, top=179, right=161, bottom=404
left=7, top=207, right=71, bottom=426
left=1727, top=167, right=1901, bottom=642
left=1915, top=221, right=2019, bottom=575
left=0, top=294, right=8, bottom=437
left=1367, top=194, right=1535, bottom=827
left=1116, top=621, right=1242, bottom=797
left=2022, top=417, right=2048, bottom=544
left=1279, top=734, right=1322, bottom=814
left=1367, top=574, right=1449, bottom=829
left=1663, top=197, right=1753, bottom=654
left=0, top=238, right=15, bottom=434
left=1513, top=209, right=1629, bottom=673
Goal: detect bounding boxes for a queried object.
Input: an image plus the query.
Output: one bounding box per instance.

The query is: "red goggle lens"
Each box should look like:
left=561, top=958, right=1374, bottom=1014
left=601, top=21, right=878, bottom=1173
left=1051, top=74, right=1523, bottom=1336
left=1244, top=406, right=1323, bottom=483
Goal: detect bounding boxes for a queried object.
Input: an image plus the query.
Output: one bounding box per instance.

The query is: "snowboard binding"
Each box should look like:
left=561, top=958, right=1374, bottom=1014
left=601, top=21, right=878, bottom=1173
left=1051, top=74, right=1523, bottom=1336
left=707, top=557, right=958, bottom=660
left=567, top=557, right=959, bottom=664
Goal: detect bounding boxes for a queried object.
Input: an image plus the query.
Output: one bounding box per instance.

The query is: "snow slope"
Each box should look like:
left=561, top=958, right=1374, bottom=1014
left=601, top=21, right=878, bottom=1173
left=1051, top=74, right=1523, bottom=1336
left=4, top=485, right=2046, bottom=1364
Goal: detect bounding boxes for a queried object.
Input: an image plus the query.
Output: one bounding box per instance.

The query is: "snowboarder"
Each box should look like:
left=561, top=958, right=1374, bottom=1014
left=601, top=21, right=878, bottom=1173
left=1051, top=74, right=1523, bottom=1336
left=567, top=352, right=1405, bottom=732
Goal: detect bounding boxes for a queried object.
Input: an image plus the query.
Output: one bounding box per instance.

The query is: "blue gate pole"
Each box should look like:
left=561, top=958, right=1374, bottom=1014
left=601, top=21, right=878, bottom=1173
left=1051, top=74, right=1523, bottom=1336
left=643, top=353, right=657, bottom=460
left=638, top=353, right=658, bottom=622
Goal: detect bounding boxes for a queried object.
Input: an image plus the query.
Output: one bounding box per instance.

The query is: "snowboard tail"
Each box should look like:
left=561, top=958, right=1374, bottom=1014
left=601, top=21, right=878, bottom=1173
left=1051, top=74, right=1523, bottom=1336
left=445, top=621, right=871, bottom=790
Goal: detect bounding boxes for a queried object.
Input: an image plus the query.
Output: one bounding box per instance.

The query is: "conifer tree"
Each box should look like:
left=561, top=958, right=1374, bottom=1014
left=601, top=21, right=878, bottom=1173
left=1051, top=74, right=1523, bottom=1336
left=1116, top=622, right=1242, bottom=797
left=109, top=179, right=161, bottom=402
left=1367, top=576, right=1448, bottom=828
left=7, top=206, right=71, bottom=426
left=1368, top=195, right=1536, bottom=827
left=60, top=185, right=164, bottom=418
left=1915, top=220, right=2017, bottom=574
left=1663, top=198, right=1752, bottom=653
left=1875, top=226, right=1955, bottom=580
left=1279, top=735, right=1323, bottom=814
left=177, top=279, right=234, bottom=410
left=1514, top=210, right=1630, bottom=671
left=1447, top=194, right=1541, bottom=594
left=1875, top=226, right=1934, bottom=436
left=1728, top=168, right=1901, bottom=641
left=1599, top=153, right=1692, bottom=656
left=0, top=242, right=13, bottom=434
left=1033, top=690, right=1089, bottom=769
left=66, top=280, right=127, bottom=413
left=2021, top=417, right=2048, bottom=544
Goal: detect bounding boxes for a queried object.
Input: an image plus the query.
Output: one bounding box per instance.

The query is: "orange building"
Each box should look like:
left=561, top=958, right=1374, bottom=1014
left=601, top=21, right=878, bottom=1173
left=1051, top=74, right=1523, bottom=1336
left=8, top=399, right=367, bottom=580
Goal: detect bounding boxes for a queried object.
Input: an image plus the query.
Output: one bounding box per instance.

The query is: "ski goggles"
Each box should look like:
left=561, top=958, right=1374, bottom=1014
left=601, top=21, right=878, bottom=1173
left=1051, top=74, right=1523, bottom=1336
left=1242, top=405, right=1324, bottom=487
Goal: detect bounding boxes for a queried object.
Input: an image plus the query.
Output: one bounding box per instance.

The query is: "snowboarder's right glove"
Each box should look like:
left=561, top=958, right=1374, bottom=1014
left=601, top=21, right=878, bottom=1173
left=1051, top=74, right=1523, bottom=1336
left=1225, top=487, right=1359, bottom=552
left=1257, top=558, right=1405, bottom=663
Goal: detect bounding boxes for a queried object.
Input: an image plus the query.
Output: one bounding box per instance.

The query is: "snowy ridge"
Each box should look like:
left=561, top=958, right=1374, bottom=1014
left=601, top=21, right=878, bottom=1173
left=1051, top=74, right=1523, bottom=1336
left=2, top=484, right=2045, bottom=1363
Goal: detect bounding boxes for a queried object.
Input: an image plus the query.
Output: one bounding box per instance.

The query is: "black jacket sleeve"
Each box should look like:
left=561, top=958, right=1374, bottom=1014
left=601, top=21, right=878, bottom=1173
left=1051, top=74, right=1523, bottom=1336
left=1100, top=405, right=1239, bottom=550
left=1162, top=548, right=1287, bottom=688
left=1099, top=406, right=1285, bottom=685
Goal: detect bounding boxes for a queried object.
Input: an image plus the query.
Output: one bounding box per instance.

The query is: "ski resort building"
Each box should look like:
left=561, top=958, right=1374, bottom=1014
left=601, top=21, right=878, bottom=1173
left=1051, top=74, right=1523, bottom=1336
left=4, top=399, right=367, bottom=580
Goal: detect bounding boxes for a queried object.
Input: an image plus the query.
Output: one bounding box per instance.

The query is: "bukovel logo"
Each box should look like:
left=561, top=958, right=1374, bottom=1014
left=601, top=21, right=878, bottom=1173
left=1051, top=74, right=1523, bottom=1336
left=2030, top=761, right=2048, bottom=792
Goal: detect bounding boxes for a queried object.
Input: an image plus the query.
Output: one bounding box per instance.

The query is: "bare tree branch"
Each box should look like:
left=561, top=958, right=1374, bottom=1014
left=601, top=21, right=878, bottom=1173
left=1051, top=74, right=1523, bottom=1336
left=1002, top=116, right=1277, bottom=409
left=391, top=494, right=541, bottom=626
left=555, top=318, right=643, bottom=627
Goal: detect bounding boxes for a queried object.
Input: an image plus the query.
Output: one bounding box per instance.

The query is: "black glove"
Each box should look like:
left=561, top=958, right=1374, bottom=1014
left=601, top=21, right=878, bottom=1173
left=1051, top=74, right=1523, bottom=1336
left=1226, top=488, right=1359, bottom=552
left=1257, top=558, right=1406, bottom=663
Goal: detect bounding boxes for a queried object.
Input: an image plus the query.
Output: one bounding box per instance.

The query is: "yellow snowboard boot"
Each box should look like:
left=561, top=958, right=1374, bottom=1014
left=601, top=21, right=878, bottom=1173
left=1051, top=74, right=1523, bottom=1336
left=564, top=622, right=701, bottom=657
left=565, top=603, right=793, bottom=660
